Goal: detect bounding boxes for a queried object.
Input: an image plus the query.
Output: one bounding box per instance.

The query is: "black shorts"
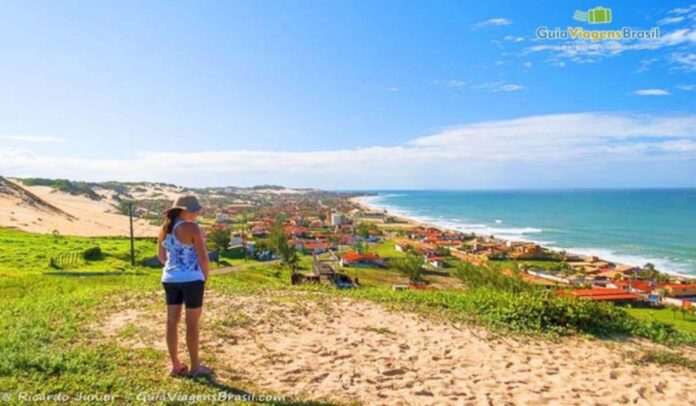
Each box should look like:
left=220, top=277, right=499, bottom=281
left=162, top=280, right=205, bottom=309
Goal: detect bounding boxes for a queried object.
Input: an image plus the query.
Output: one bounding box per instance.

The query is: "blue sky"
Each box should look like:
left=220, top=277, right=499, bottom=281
left=0, top=1, right=695, bottom=189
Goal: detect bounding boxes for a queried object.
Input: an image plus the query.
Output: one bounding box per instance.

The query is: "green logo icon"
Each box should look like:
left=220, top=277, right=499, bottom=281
left=573, top=6, right=612, bottom=24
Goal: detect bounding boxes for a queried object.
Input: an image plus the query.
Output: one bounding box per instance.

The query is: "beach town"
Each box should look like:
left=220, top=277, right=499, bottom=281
left=3, top=177, right=696, bottom=404
left=195, top=189, right=696, bottom=309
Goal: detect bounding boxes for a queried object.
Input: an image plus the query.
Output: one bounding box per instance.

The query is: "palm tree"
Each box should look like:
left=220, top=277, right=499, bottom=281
left=393, top=253, right=425, bottom=284
left=207, top=225, right=230, bottom=264
left=353, top=241, right=368, bottom=253
left=269, top=224, right=299, bottom=273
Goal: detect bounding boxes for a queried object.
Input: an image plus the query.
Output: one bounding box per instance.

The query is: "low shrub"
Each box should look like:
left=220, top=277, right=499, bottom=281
left=640, top=349, right=696, bottom=370
left=463, top=287, right=629, bottom=336
left=452, top=262, right=530, bottom=293
left=350, top=267, right=696, bottom=345
left=82, top=246, right=103, bottom=261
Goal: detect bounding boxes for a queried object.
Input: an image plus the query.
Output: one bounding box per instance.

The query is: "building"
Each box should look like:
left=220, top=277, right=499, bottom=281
left=295, top=239, right=331, bottom=254
left=607, top=280, right=659, bottom=295
left=330, top=212, right=345, bottom=226
left=508, top=242, right=548, bottom=260
left=251, top=225, right=270, bottom=238
left=661, top=283, right=696, bottom=298
left=425, top=255, right=445, bottom=268
left=527, top=270, right=585, bottom=286
left=340, top=252, right=385, bottom=268
left=558, top=288, right=639, bottom=303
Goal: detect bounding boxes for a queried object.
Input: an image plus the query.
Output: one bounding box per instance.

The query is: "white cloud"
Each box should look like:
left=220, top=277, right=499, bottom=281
left=637, top=58, right=658, bottom=73
left=473, top=81, right=524, bottom=92
left=435, top=80, right=467, bottom=89
left=3, top=112, right=694, bottom=188
left=658, top=16, right=685, bottom=25
left=670, top=5, right=696, bottom=13
left=0, top=134, right=65, bottom=143
left=409, top=113, right=695, bottom=150
left=670, top=52, right=696, bottom=71
left=435, top=80, right=523, bottom=93
left=660, top=28, right=696, bottom=46
left=668, top=5, right=696, bottom=18
left=387, top=87, right=399, bottom=92
left=677, top=83, right=696, bottom=91
left=503, top=35, right=524, bottom=42
left=473, top=18, right=512, bottom=30
left=659, top=139, right=696, bottom=152
left=633, top=89, right=671, bottom=96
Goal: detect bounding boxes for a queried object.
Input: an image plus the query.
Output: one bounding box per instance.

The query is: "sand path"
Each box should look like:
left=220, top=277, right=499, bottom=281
left=102, top=291, right=696, bottom=405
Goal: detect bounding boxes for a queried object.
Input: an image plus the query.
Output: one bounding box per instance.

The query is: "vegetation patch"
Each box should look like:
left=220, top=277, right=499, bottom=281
left=19, top=178, right=103, bottom=201
left=639, top=349, right=696, bottom=371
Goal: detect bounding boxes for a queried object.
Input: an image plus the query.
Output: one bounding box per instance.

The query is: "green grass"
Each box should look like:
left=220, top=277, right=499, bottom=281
left=0, top=228, right=326, bottom=405
left=639, top=349, right=696, bottom=371
left=0, top=228, right=158, bottom=275
left=626, top=307, right=696, bottom=334
left=370, top=240, right=405, bottom=259
left=488, top=259, right=566, bottom=273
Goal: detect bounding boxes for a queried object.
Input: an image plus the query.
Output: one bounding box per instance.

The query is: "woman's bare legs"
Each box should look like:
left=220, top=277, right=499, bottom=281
left=166, top=304, right=185, bottom=370
left=185, top=307, right=203, bottom=369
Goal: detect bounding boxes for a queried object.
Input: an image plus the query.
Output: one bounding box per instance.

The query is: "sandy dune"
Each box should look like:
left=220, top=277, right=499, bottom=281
left=0, top=181, right=159, bottom=237
left=101, top=291, right=696, bottom=406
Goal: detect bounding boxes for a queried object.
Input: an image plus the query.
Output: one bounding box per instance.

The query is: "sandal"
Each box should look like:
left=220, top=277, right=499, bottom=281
left=169, top=363, right=189, bottom=377
left=188, top=364, right=214, bottom=377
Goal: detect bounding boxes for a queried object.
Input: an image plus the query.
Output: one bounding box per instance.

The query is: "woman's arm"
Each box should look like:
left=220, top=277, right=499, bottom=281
left=191, top=224, right=210, bottom=280
left=157, top=229, right=167, bottom=265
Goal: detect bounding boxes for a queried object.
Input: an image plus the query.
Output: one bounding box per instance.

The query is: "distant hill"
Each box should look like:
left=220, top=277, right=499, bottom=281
left=252, top=184, right=285, bottom=190
left=0, top=176, right=331, bottom=236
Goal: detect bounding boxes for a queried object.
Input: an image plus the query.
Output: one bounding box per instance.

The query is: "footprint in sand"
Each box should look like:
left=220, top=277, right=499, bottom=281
left=310, top=372, right=329, bottom=383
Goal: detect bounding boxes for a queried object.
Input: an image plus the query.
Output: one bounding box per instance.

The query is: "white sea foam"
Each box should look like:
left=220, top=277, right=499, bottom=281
left=544, top=246, right=693, bottom=278
left=354, top=193, right=694, bottom=277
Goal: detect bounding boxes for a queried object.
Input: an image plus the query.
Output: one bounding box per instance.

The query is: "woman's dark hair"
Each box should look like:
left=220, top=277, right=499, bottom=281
left=162, top=208, right=183, bottom=234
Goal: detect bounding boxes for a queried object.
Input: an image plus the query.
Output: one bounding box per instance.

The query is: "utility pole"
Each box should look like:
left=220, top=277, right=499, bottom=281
left=128, top=202, right=135, bottom=266
left=241, top=214, right=248, bottom=261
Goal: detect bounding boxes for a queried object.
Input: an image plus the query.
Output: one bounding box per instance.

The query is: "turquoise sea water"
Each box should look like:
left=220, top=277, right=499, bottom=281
left=358, top=190, right=696, bottom=276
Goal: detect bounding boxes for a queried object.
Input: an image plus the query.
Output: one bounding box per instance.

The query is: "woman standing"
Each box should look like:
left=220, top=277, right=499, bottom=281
left=157, top=195, right=214, bottom=377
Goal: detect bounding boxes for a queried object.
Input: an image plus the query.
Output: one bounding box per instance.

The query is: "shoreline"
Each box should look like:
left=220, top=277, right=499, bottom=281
left=350, top=195, right=694, bottom=280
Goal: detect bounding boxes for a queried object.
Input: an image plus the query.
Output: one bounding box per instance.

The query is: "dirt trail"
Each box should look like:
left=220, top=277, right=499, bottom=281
left=100, top=291, right=696, bottom=406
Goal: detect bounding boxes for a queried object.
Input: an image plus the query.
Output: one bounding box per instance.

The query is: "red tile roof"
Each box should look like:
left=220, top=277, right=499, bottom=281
left=342, top=252, right=381, bottom=262
left=612, top=280, right=659, bottom=292
left=559, top=288, right=639, bottom=301
left=426, top=255, right=444, bottom=261
left=663, top=283, right=696, bottom=289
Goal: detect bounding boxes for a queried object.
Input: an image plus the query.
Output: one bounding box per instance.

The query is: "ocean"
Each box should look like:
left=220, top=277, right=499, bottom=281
left=357, top=189, right=696, bottom=277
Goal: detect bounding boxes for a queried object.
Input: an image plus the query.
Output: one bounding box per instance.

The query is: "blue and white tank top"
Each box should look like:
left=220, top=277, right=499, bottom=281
left=161, top=221, right=205, bottom=283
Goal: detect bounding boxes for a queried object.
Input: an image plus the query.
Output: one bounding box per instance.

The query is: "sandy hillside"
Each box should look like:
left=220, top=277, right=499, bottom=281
left=101, top=290, right=696, bottom=406
left=0, top=178, right=159, bottom=237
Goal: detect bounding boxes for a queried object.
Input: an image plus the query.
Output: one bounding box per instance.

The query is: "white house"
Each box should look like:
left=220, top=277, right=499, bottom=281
left=425, top=255, right=444, bottom=268
left=330, top=212, right=345, bottom=226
